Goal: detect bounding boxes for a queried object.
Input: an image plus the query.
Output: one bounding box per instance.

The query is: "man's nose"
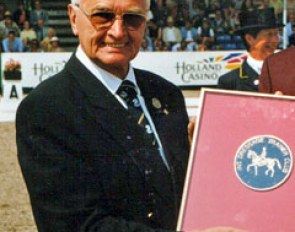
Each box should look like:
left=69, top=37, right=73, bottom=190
left=107, top=18, right=127, bottom=38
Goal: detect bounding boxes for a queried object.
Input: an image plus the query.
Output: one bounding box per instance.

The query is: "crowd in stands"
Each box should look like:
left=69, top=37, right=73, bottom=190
left=0, top=0, right=64, bottom=52
left=143, top=0, right=295, bottom=51
left=0, top=0, right=295, bottom=53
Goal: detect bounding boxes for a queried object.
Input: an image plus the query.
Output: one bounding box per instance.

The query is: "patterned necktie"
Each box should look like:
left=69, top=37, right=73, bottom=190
left=116, top=80, right=156, bottom=145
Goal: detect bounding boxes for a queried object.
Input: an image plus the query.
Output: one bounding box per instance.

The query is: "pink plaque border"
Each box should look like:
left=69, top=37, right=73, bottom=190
left=177, top=88, right=295, bottom=231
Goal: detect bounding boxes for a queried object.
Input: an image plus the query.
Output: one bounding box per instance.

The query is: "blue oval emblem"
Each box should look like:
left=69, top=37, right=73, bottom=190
left=234, top=135, right=293, bottom=191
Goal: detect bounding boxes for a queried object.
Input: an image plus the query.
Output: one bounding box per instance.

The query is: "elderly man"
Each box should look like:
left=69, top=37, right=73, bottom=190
left=217, top=7, right=283, bottom=91
left=16, top=0, right=245, bottom=231
left=16, top=0, right=190, bottom=231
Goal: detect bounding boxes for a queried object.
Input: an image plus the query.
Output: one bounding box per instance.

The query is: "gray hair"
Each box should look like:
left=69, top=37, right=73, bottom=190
left=71, top=0, right=79, bottom=4
left=70, top=0, right=150, bottom=9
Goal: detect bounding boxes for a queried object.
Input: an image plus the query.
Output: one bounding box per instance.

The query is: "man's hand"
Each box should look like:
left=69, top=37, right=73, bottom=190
left=275, top=91, right=283, bottom=95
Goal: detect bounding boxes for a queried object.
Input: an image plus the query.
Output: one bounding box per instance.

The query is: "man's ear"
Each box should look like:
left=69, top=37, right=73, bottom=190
left=68, top=4, right=78, bottom=36
left=245, top=33, right=254, bottom=47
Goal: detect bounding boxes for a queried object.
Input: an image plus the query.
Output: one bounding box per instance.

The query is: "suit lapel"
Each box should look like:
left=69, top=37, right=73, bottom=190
left=66, top=58, right=175, bottom=204
left=239, top=61, right=258, bottom=79
left=239, top=61, right=259, bottom=90
left=65, top=55, right=151, bottom=161
left=134, top=70, right=178, bottom=201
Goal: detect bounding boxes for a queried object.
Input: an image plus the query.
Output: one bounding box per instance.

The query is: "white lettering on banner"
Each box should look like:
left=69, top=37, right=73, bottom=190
left=1, top=51, right=247, bottom=89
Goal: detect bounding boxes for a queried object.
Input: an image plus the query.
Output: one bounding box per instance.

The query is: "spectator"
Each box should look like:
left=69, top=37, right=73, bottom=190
left=154, top=39, right=170, bottom=51
left=234, top=0, right=244, bottom=10
left=151, top=0, right=168, bottom=25
left=162, top=16, right=182, bottom=48
left=0, top=11, right=21, bottom=40
left=198, top=40, right=210, bottom=51
left=212, top=9, right=230, bottom=36
left=241, top=0, right=256, bottom=11
left=224, top=3, right=240, bottom=34
left=41, top=27, right=56, bottom=51
left=30, top=0, right=48, bottom=27
left=34, top=18, right=48, bottom=41
left=146, top=19, right=162, bottom=42
left=13, top=1, right=30, bottom=30
left=140, top=37, right=154, bottom=51
left=20, top=20, right=37, bottom=51
left=259, top=0, right=271, bottom=8
left=180, top=20, right=198, bottom=42
left=197, top=18, right=215, bottom=49
left=0, top=3, right=7, bottom=21
left=172, top=40, right=197, bottom=51
left=191, top=2, right=207, bottom=28
left=188, top=0, right=201, bottom=19
left=2, top=29, right=23, bottom=52
left=207, top=0, right=221, bottom=16
left=170, top=3, right=190, bottom=27
left=48, top=36, right=65, bottom=52
left=285, top=13, right=295, bottom=45
left=269, top=0, right=283, bottom=19
left=28, top=38, right=43, bottom=52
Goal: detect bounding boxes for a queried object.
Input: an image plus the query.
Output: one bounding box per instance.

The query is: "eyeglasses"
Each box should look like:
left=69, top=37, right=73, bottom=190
left=75, top=4, right=147, bottom=31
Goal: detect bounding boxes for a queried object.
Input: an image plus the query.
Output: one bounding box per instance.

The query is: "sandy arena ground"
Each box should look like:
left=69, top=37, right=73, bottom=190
left=0, top=122, right=37, bottom=232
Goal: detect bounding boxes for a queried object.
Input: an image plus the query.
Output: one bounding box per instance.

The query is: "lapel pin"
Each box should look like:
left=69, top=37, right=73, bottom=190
left=163, top=109, right=169, bottom=115
left=152, top=98, right=162, bottom=109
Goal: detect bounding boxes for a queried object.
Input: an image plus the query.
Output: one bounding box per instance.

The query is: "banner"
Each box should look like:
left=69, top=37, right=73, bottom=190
left=1, top=51, right=247, bottom=92
left=1, top=53, right=72, bottom=92
left=133, top=51, right=246, bottom=86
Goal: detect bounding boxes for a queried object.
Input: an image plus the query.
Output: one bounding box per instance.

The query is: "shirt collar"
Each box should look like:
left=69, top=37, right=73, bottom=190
left=75, top=45, right=138, bottom=95
left=246, top=53, right=264, bottom=75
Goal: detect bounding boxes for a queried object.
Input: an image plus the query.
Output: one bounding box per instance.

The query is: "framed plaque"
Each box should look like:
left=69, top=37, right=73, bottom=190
left=177, top=89, right=295, bottom=232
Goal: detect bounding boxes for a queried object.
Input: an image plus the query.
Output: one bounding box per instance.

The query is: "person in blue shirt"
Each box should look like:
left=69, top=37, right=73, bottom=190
left=2, top=30, right=23, bottom=52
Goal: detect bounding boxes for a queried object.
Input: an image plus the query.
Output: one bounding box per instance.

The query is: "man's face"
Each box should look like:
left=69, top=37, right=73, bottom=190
left=68, top=0, right=148, bottom=78
left=8, top=33, right=15, bottom=41
left=248, top=28, right=280, bottom=60
left=37, top=19, right=44, bottom=27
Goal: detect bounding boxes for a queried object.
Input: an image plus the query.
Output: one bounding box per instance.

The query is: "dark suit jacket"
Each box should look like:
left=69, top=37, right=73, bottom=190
left=259, top=47, right=295, bottom=96
left=16, top=54, right=190, bottom=232
left=217, top=60, right=259, bottom=91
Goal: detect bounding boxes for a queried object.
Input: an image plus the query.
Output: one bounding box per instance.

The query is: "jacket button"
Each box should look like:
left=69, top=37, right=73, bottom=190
left=147, top=212, right=154, bottom=219
left=145, top=169, right=152, bottom=175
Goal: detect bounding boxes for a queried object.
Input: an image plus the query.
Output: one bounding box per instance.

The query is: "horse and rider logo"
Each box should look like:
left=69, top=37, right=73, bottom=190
left=234, top=135, right=293, bottom=191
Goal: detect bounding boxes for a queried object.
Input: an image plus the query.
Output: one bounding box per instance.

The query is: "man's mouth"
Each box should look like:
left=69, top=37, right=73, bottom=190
left=105, top=43, right=126, bottom=48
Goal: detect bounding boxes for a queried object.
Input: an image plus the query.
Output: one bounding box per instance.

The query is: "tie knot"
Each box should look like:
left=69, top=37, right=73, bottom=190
left=117, top=80, right=139, bottom=106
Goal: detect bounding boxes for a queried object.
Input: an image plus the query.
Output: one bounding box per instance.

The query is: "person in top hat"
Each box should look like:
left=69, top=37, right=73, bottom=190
left=217, top=7, right=283, bottom=91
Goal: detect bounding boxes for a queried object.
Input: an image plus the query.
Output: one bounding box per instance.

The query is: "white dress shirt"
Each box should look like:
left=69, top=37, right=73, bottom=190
left=246, top=54, right=264, bottom=75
